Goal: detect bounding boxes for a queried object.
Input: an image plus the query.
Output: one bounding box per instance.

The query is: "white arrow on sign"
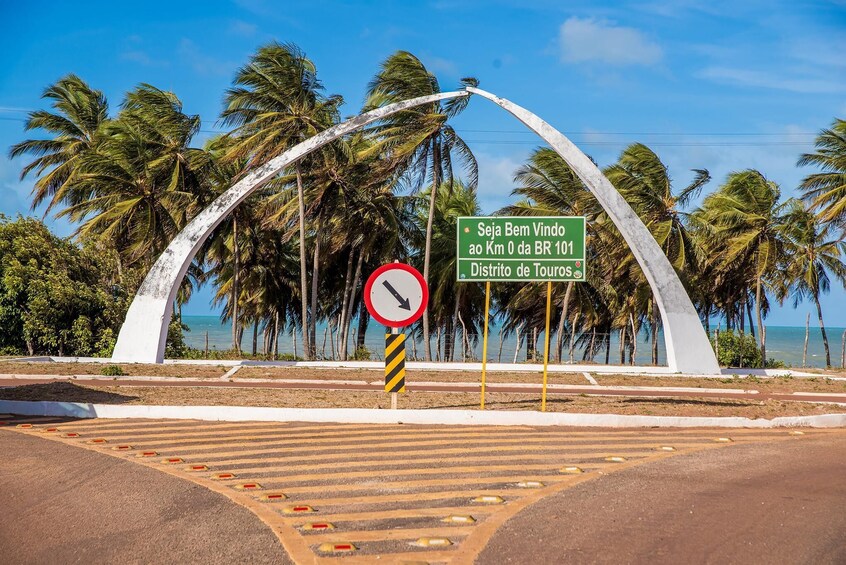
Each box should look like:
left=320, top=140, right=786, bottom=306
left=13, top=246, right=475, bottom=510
left=364, top=263, right=428, bottom=328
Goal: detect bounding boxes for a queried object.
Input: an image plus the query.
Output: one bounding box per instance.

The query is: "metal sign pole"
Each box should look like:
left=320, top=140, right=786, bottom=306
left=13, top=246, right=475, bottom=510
left=480, top=281, right=491, bottom=410
left=541, top=281, right=552, bottom=412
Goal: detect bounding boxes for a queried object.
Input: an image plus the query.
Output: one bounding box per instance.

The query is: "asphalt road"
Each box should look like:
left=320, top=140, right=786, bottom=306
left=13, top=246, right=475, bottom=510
left=0, top=429, right=291, bottom=565
left=478, top=432, right=846, bottom=564
left=2, top=417, right=844, bottom=564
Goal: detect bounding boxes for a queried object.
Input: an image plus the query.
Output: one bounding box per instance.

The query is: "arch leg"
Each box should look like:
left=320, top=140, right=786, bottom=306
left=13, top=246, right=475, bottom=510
left=466, top=87, right=719, bottom=374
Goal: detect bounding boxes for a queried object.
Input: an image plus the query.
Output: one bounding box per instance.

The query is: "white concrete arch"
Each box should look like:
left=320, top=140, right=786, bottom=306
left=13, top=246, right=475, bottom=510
left=111, top=87, right=720, bottom=374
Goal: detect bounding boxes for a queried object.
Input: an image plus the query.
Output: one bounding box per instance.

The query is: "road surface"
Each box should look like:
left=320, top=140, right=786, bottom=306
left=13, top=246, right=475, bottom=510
left=1, top=415, right=844, bottom=563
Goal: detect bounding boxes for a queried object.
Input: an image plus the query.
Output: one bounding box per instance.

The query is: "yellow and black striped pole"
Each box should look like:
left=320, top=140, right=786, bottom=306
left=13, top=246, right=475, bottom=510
left=385, top=332, right=406, bottom=394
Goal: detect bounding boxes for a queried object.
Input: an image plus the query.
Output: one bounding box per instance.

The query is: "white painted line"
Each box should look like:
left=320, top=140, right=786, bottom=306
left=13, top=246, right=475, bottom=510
left=220, top=366, right=242, bottom=380
left=582, top=372, right=599, bottom=386
left=0, top=374, right=223, bottom=383
left=1, top=400, right=844, bottom=428
left=790, top=391, right=846, bottom=398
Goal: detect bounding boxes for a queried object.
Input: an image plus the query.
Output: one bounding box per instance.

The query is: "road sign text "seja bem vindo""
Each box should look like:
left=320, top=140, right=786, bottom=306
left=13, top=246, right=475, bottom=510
left=456, top=216, right=586, bottom=282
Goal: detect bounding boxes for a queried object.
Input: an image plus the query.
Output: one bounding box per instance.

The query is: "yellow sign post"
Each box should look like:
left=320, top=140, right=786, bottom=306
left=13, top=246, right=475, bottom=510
left=480, top=281, right=491, bottom=410
left=541, top=281, right=553, bottom=412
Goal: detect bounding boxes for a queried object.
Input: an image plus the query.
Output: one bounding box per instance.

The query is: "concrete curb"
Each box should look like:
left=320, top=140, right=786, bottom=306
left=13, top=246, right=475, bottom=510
left=2, top=399, right=844, bottom=428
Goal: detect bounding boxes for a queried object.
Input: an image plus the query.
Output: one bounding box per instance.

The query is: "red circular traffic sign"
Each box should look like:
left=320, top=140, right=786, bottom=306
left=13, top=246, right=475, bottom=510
left=363, top=263, right=428, bottom=328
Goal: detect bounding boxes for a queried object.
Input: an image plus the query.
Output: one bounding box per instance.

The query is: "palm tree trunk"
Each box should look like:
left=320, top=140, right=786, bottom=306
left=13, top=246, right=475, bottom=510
left=421, top=142, right=441, bottom=362
left=755, top=276, right=765, bottom=367
left=589, top=327, right=597, bottom=360
left=273, top=311, right=279, bottom=360
left=629, top=313, right=637, bottom=365
left=651, top=298, right=659, bottom=365
left=841, top=330, right=845, bottom=369
left=813, top=291, right=832, bottom=367
left=497, top=325, right=504, bottom=362
left=747, top=300, right=756, bottom=339
left=556, top=281, right=573, bottom=362
left=803, top=313, right=810, bottom=367
left=444, top=318, right=454, bottom=361
left=356, top=300, right=369, bottom=349
left=568, top=312, right=581, bottom=363
left=619, top=325, right=626, bottom=365
left=513, top=322, right=524, bottom=364
left=337, top=249, right=355, bottom=359
left=321, top=321, right=329, bottom=359
left=341, top=250, right=365, bottom=360
left=309, top=231, right=321, bottom=359
left=448, top=287, right=463, bottom=361
left=231, top=216, right=240, bottom=354
left=252, top=320, right=258, bottom=356
left=528, top=327, right=537, bottom=362
left=295, top=165, right=311, bottom=360
left=457, top=310, right=468, bottom=361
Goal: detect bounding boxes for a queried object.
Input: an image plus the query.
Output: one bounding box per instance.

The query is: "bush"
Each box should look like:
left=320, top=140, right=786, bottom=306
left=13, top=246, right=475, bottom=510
left=712, top=330, right=761, bottom=368
left=100, top=364, right=126, bottom=376
left=350, top=345, right=372, bottom=361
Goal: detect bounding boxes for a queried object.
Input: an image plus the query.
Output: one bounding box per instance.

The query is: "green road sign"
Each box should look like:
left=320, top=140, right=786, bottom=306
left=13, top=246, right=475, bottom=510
left=457, top=216, right=586, bottom=282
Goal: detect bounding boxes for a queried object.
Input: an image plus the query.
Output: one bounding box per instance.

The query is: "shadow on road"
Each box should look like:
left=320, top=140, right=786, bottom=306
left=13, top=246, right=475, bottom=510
left=432, top=397, right=575, bottom=410
left=621, top=396, right=749, bottom=407
left=0, top=381, right=138, bottom=404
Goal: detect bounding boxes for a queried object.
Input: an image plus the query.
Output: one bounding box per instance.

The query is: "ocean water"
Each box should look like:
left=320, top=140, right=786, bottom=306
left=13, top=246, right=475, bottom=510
left=181, top=316, right=846, bottom=368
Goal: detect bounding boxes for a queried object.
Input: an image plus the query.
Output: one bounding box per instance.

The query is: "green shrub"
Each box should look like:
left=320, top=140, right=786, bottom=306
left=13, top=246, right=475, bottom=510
left=350, top=345, right=372, bottom=361
left=276, top=353, right=302, bottom=361
left=712, top=330, right=761, bottom=367
left=100, top=364, right=126, bottom=376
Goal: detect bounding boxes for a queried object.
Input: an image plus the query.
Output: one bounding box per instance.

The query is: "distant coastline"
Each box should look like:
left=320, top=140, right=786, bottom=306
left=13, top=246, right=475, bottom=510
left=181, top=316, right=845, bottom=369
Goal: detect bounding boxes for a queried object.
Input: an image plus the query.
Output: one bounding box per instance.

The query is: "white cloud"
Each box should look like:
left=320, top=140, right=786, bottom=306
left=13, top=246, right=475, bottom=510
left=178, top=39, right=233, bottom=77
left=698, top=66, right=846, bottom=94
left=476, top=153, right=525, bottom=213
left=120, top=50, right=168, bottom=68
left=558, top=17, right=663, bottom=66
left=422, top=55, right=457, bottom=76
left=228, top=20, right=258, bottom=37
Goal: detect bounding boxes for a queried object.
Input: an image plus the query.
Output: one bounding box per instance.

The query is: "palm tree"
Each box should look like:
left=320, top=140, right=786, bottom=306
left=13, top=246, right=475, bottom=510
left=502, top=147, right=599, bottom=362
left=605, top=143, right=709, bottom=363
left=780, top=201, right=846, bottom=367
left=419, top=181, right=483, bottom=360
left=222, top=41, right=343, bottom=360
left=798, top=118, right=846, bottom=230
left=60, top=84, right=211, bottom=269
left=9, top=74, right=108, bottom=213
left=692, top=170, right=789, bottom=365
left=365, top=51, right=478, bottom=360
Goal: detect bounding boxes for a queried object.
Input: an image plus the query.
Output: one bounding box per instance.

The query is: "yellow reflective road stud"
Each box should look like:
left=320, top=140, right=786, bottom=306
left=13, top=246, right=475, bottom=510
left=385, top=333, right=407, bottom=393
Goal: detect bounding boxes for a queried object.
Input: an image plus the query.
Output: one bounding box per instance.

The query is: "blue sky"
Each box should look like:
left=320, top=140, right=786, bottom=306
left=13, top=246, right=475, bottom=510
left=1, top=0, right=845, bottom=324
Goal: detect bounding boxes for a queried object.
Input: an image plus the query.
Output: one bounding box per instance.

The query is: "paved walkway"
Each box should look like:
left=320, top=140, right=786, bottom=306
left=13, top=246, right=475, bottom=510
left=3, top=415, right=840, bottom=563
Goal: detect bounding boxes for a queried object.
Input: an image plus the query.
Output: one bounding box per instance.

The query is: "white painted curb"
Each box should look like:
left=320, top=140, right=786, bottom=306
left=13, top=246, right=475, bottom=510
left=2, top=400, right=844, bottom=428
